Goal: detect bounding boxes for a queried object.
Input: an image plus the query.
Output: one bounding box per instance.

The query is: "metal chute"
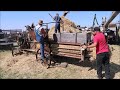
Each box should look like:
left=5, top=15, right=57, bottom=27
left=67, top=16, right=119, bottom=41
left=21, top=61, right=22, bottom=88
left=104, top=11, right=120, bottom=30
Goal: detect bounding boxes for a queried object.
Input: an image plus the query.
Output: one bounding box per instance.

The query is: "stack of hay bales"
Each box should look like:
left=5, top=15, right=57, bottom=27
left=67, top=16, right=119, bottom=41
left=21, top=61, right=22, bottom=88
left=48, top=16, right=81, bottom=39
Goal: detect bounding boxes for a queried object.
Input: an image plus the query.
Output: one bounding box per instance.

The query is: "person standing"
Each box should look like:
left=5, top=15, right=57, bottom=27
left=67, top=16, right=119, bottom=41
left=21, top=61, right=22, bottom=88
left=54, top=13, right=62, bottom=33
left=82, top=27, right=110, bottom=79
left=34, top=20, right=46, bottom=65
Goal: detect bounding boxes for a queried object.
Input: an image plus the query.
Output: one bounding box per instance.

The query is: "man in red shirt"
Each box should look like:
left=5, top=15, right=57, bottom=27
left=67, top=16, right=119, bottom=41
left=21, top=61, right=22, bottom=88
left=83, top=27, right=110, bottom=79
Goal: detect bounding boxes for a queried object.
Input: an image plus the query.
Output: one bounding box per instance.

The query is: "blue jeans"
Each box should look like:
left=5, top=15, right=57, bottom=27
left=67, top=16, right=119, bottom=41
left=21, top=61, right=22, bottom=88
left=55, top=23, right=60, bottom=33
left=39, top=36, right=44, bottom=61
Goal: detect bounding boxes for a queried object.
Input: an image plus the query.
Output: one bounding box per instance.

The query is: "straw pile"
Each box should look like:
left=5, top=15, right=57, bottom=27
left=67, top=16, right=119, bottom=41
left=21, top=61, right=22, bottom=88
left=48, top=16, right=81, bottom=39
left=0, top=45, right=120, bottom=79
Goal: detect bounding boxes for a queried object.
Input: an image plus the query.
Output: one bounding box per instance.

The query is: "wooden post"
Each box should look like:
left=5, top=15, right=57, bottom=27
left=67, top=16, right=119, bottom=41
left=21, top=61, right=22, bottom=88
left=92, top=47, right=96, bottom=60
left=80, top=47, right=85, bottom=61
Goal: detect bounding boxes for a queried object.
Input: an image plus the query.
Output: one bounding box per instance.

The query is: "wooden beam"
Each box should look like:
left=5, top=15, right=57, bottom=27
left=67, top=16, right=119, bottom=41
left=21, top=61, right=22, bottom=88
left=104, top=11, right=120, bottom=29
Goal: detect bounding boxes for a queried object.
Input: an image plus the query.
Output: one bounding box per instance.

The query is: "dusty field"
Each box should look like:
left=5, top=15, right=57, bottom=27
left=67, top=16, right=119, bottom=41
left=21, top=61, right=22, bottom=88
left=0, top=45, right=120, bottom=79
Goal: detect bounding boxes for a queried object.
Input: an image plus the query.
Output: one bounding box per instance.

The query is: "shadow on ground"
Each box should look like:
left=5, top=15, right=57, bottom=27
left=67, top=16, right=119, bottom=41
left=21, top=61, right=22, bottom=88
left=52, top=55, right=120, bottom=79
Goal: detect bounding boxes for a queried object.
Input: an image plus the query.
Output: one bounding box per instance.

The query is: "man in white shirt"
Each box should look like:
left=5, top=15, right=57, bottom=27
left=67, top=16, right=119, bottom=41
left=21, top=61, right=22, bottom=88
left=34, top=20, right=46, bottom=64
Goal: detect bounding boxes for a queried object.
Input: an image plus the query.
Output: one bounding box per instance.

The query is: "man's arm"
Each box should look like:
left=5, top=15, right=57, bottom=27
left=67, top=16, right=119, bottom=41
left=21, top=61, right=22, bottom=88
left=87, top=42, right=97, bottom=48
left=54, top=16, right=56, bottom=21
left=82, top=42, right=97, bottom=49
left=83, top=35, right=98, bottom=49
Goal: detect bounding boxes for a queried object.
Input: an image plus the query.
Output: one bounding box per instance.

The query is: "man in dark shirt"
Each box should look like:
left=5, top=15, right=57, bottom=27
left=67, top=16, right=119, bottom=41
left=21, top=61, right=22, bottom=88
left=54, top=13, right=62, bottom=33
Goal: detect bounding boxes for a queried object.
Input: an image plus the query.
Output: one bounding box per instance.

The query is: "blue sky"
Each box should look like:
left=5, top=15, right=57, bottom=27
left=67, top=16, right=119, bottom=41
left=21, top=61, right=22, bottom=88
left=0, top=11, right=120, bottom=30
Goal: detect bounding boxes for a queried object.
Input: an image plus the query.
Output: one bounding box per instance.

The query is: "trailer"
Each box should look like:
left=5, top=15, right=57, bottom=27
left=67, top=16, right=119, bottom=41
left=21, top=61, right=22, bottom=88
left=11, top=24, right=96, bottom=69
left=35, top=32, right=96, bottom=68
left=11, top=11, right=97, bottom=68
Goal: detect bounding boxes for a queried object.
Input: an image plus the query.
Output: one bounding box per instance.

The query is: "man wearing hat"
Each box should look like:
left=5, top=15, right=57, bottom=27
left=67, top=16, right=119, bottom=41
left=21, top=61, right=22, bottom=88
left=82, top=27, right=110, bottom=79
left=34, top=20, right=46, bottom=64
left=54, top=13, right=62, bottom=33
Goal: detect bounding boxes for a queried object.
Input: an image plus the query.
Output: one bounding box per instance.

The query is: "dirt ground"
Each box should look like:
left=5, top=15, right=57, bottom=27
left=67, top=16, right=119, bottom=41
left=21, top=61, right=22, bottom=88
left=0, top=45, right=120, bottom=79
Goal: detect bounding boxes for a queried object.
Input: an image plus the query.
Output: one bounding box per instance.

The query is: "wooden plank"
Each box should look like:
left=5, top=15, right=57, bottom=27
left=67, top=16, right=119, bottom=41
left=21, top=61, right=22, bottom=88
left=52, top=48, right=81, bottom=51
left=51, top=42, right=81, bottom=46
left=52, top=49, right=81, bottom=55
left=51, top=44, right=81, bottom=50
left=52, top=53, right=81, bottom=59
left=52, top=52, right=81, bottom=56
left=92, top=47, right=96, bottom=59
left=80, top=48, right=86, bottom=61
left=22, top=49, right=36, bottom=52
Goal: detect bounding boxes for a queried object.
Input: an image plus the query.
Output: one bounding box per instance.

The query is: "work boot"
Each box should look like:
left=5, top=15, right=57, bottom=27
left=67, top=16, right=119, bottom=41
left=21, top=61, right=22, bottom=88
left=41, top=59, right=48, bottom=67
left=43, top=59, right=48, bottom=67
left=41, top=60, right=44, bottom=65
left=97, top=75, right=103, bottom=79
left=105, top=75, right=111, bottom=79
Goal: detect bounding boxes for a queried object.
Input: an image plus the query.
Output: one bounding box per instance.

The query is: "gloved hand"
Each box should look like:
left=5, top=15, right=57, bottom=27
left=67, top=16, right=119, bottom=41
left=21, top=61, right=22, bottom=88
left=82, top=45, right=87, bottom=49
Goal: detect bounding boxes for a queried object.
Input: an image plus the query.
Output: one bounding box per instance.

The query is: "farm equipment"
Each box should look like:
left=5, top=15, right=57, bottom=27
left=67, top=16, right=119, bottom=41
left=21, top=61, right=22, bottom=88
left=0, top=31, right=13, bottom=50
left=38, top=32, right=95, bottom=68
left=92, top=11, right=120, bottom=44
left=102, top=11, right=120, bottom=44
left=11, top=23, right=53, bottom=68
left=11, top=21, right=95, bottom=69
left=11, top=11, right=98, bottom=68
left=51, top=32, right=92, bottom=59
